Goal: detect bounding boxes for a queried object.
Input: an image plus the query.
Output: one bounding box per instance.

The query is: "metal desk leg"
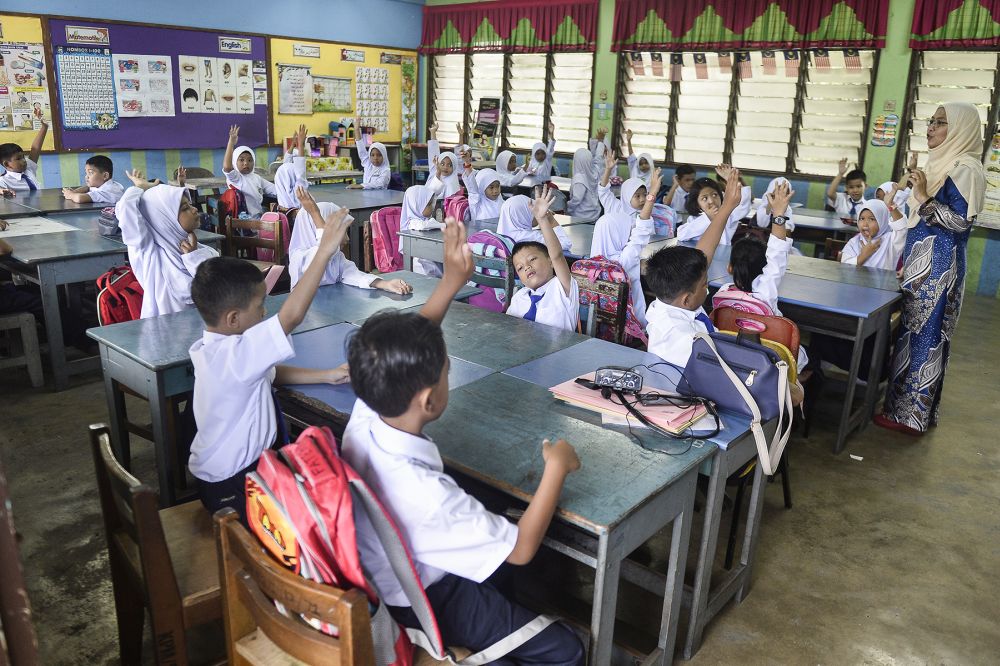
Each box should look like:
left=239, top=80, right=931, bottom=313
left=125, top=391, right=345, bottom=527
left=860, top=312, right=890, bottom=425
left=147, top=372, right=177, bottom=507
left=36, top=264, right=68, bottom=391
left=656, top=484, right=695, bottom=666
left=402, top=236, right=413, bottom=272
left=735, top=463, right=768, bottom=603
left=590, top=533, right=623, bottom=665
left=834, top=317, right=867, bottom=454
left=684, top=453, right=724, bottom=658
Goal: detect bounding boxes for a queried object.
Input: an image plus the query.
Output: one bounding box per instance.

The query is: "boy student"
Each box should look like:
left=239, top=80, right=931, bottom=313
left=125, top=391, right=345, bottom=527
left=826, top=157, right=867, bottom=221
left=342, top=216, right=585, bottom=663
left=659, top=163, right=696, bottom=213
left=0, top=120, right=47, bottom=193
left=187, top=206, right=353, bottom=520
left=645, top=168, right=744, bottom=368
left=61, top=155, right=125, bottom=204
left=507, top=189, right=580, bottom=331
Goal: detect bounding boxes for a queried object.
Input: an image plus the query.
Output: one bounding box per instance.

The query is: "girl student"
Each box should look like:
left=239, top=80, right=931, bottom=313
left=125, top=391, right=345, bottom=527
left=591, top=151, right=659, bottom=325
left=840, top=195, right=908, bottom=269
left=525, top=121, right=557, bottom=184
left=875, top=179, right=912, bottom=217
left=288, top=186, right=411, bottom=293
left=460, top=166, right=503, bottom=221
left=274, top=124, right=309, bottom=212
left=117, top=169, right=218, bottom=319
left=400, top=184, right=445, bottom=275
left=495, top=150, right=528, bottom=187
left=625, top=129, right=654, bottom=188
left=426, top=123, right=463, bottom=197
left=346, top=122, right=390, bottom=190
left=497, top=195, right=572, bottom=250
left=566, top=147, right=602, bottom=222
left=221, top=124, right=277, bottom=218
left=676, top=164, right=753, bottom=244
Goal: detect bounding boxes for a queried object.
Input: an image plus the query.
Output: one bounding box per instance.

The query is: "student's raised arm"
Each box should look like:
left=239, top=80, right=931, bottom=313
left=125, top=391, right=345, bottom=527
left=117, top=170, right=160, bottom=247
left=28, top=120, right=47, bottom=164
left=620, top=168, right=659, bottom=269
left=697, top=168, right=742, bottom=265
left=626, top=128, right=635, bottom=157
left=462, top=165, right=481, bottom=207
left=827, top=157, right=848, bottom=203
left=546, top=120, right=556, bottom=158
left=532, top=190, right=572, bottom=295
left=223, top=125, right=239, bottom=173
left=419, top=217, right=474, bottom=325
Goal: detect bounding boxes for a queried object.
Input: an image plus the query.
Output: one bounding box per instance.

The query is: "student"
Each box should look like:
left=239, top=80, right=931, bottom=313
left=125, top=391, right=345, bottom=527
left=494, top=150, right=527, bottom=187
left=525, top=122, right=556, bottom=185
left=0, top=120, right=47, bottom=193
left=658, top=164, right=696, bottom=213
left=460, top=166, right=503, bottom=221
left=221, top=124, right=277, bottom=217
left=507, top=189, right=580, bottom=331
left=875, top=179, right=911, bottom=218
left=645, top=169, right=743, bottom=368
left=593, top=151, right=658, bottom=323
left=347, top=126, right=390, bottom=190
left=187, top=208, right=354, bottom=521
left=754, top=176, right=795, bottom=231
left=401, top=184, right=445, bottom=276
left=274, top=124, right=309, bottom=211
left=497, top=195, right=571, bottom=250
left=341, top=218, right=584, bottom=663
left=625, top=129, right=654, bottom=188
left=565, top=147, right=601, bottom=222
left=826, top=158, right=866, bottom=221
left=288, top=186, right=412, bottom=293
left=117, top=169, right=218, bottom=319
left=426, top=123, right=462, bottom=197
left=839, top=197, right=907, bottom=270
left=676, top=165, right=752, bottom=244
left=61, top=155, right=125, bottom=205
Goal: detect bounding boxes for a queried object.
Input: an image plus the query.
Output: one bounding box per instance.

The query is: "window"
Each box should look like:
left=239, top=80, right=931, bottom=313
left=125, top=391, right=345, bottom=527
left=618, top=52, right=671, bottom=162
left=905, top=51, right=997, bottom=168
left=429, top=54, right=465, bottom=146
left=550, top=53, right=595, bottom=147
left=731, top=52, right=796, bottom=173
left=468, top=53, right=504, bottom=138
left=507, top=54, right=549, bottom=149
left=675, top=52, right=731, bottom=167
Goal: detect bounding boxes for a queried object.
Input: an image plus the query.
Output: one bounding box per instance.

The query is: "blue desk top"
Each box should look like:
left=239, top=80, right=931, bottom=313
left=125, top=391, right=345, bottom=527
left=2, top=230, right=126, bottom=263
left=282, top=323, right=494, bottom=415
left=5, top=188, right=107, bottom=215
left=398, top=217, right=499, bottom=241
left=50, top=210, right=223, bottom=247
left=559, top=222, right=673, bottom=260
left=313, top=271, right=478, bottom=324
left=0, top=197, right=37, bottom=218
left=308, top=184, right=405, bottom=210
left=425, top=373, right=715, bottom=532
left=795, top=206, right=841, bottom=220
left=708, top=271, right=900, bottom=318
left=792, top=212, right=858, bottom=235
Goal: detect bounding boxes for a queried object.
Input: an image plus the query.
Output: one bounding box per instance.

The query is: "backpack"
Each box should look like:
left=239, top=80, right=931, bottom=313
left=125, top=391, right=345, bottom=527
left=388, top=172, right=406, bottom=192
left=246, top=426, right=557, bottom=666
left=711, top=288, right=776, bottom=318
left=96, top=266, right=143, bottom=325
left=444, top=192, right=470, bottom=223
left=571, top=256, right=648, bottom=344
left=371, top=206, right=403, bottom=272
left=650, top=203, right=676, bottom=238
left=467, top=230, right=515, bottom=312
left=216, top=185, right=247, bottom=231
left=257, top=210, right=291, bottom=263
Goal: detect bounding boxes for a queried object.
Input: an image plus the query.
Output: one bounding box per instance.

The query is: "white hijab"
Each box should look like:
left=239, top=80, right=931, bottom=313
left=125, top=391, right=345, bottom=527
left=495, top=150, right=521, bottom=185
left=631, top=152, right=654, bottom=186
left=909, top=102, right=986, bottom=227
left=571, top=148, right=596, bottom=190
left=274, top=159, right=306, bottom=208
left=233, top=145, right=255, bottom=171
left=762, top=176, right=794, bottom=222
left=876, top=181, right=911, bottom=213
left=401, top=185, right=435, bottom=229
left=845, top=200, right=895, bottom=269
left=497, top=195, right=537, bottom=242
left=429, top=151, right=462, bottom=197
left=366, top=141, right=390, bottom=185
left=474, top=168, right=503, bottom=219
left=592, top=177, right=644, bottom=257
left=529, top=141, right=551, bottom=178
left=288, top=201, right=353, bottom=286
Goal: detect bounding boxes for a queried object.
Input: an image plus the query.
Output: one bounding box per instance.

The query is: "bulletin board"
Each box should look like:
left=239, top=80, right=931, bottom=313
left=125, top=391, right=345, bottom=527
left=0, top=14, right=56, bottom=151
left=47, top=18, right=270, bottom=150
left=268, top=37, right=416, bottom=146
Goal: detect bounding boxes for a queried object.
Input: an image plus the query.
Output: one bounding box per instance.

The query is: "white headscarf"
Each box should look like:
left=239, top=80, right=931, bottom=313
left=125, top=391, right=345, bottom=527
left=909, top=102, right=986, bottom=227
left=287, top=201, right=351, bottom=285
left=529, top=142, right=552, bottom=179
left=274, top=160, right=307, bottom=208
left=762, top=176, right=794, bottom=223
left=401, top=185, right=435, bottom=229
left=497, top=195, right=537, bottom=243
left=366, top=141, right=390, bottom=185
left=232, top=145, right=255, bottom=171
left=473, top=168, right=503, bottom=219
left=845, top=200, right=895, bottom=270
left=429, top=151, right=462, bottom=197
left=591, top=177, right=645, bottom=257
left=631, top=152, right=655, bottom=186
left=495, top=150, right=522, bottom=186
left=877, top=180, right=911, bottom=212
left=571, top=148, right=596, bottom=190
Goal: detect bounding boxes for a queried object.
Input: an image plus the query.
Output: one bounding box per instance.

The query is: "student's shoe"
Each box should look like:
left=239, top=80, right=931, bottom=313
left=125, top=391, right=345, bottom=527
left=873, top=413, right=923, bottom=437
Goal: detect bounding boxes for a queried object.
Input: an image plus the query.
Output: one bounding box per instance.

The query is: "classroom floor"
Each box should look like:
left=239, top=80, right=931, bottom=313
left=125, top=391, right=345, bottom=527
left=1, top=294, right=998, bottom=665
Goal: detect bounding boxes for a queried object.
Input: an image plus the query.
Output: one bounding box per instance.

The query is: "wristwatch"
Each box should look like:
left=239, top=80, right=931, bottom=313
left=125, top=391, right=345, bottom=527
left=771, top=215, right=789, bottom=225
left=646, top=194, right=655, bottom=202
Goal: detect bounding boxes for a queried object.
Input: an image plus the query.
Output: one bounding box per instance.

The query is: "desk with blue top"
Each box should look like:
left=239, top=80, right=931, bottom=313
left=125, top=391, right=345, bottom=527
left=308, top=183, right=406, bottom=265
left=0, top=188, right=108, bottom=217
left=50, top=209, right=224, bottom=250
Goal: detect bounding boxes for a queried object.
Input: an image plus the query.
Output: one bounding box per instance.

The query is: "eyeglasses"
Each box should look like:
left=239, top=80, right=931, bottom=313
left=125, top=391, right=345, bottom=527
left=926, top=119, right=948, bottom=128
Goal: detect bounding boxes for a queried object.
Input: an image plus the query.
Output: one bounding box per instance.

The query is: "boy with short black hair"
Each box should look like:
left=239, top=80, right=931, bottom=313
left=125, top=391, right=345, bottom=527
left=645, top=168, right=743, bottom=368
left=187, top=206, right=353, bottom=521
left=62, top=155, right=125, bottom=204
left=826, top=157, right=867, bottom=221
left=659, top=163, right=696, bottom=212
left=342, top=218, right=584, bottom=663
left=0, top=121, right=47, bottom=193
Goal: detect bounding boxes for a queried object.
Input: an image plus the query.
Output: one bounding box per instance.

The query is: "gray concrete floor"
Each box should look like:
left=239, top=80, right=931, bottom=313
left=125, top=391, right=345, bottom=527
left=1, top=295, right=998, bottom=664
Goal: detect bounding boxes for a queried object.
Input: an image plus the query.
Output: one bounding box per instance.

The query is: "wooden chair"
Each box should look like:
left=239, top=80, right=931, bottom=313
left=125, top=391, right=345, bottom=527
left=0, top=450, right=40, bottom=665
left=89, top=424, right=222, bottom=665
left=214, top=509, right=375, bottom=666
left=224, top=215, right=287, bottom=288
left=573, top=273, right=629, bottom=343
left=823, top=238, right=848, bottom=261
left=0, top=312, right=43, bottom=388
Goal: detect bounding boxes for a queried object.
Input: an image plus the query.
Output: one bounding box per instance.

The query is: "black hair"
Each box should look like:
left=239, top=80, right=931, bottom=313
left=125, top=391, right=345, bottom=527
left=190, top=257, right=264, bottom=326
left=86, top=155, right=114, bottom=177
left=511, top=240, right=549, bottom=261
left=685, top=177, right=722, bottom=216
left=0, top=143, right=24, bottom=165
left=675, top=164, right=695, bottom=178
left=183, top=88, right=199, bottom=101
left=347, top=311, right=447, bottom=418
left=845, top=169, right=866, bottom=183
left=730, top=236, right=767, bottom=293
left=645, top=246, right=707, bottom=302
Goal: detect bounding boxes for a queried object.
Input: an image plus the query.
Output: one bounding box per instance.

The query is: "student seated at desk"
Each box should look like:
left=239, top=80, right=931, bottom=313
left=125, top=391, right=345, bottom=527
left=494, top=150, right=527, bottom=187
left=566, top=147, right=602, bottom=222
left=657, top=164, right=695, bottom=213
left=274, top=124, right=308, bottom=213
left=507, top=190, right=579, bottom=332
left=222, top=124, right=277, bottom=217
left=826, top=158, right=866, bottom=221
left=675, top=164, right=752, bottom=244
left=346, top=124, right=390, bottom=191
left=497, top=195, right=571, bottom=250
left=625, top=129, right=654, bottom=188
left=117, top=169, right=218, bottom=319
left=401, top=184, right=445, bottom=276
left=460, top=165, right=503, bottom=221
left=0, top=121, right=47, bottom=193
left=840, top=197, right=908, bottom=269
left=341, top=217, right=584, bottom=664
left=289, top=187, right=411, bottom=294
left=525, top=122, right=557, bottom=185
left=426, top=123, right=462, bottom=198
left=61, top=155, right=125, bottom=205
left=187, top=212, right=354, bottom=522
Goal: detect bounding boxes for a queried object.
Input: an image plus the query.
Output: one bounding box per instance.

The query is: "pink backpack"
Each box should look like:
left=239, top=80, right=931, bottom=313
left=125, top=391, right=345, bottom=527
left=711, top=288, right=775, bottom=334
left=651, top=203, right=677, bottom=238
left=371, top=206, right=403, bottom=272
left=257, top=210, right=291, bottom=263
left=467, top=230, right=515, bottom=312
left=571, top=256, right=648, bottom=344
left=444, top=192, right=470, bottom=223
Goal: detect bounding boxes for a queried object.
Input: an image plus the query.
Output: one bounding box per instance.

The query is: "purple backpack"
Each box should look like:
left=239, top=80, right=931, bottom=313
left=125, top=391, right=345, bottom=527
left=467, top=230, right=514, bottom=312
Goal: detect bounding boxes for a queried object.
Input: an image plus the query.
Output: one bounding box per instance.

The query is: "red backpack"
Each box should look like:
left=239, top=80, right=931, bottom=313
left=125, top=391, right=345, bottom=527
left=216, top=185, right=247, bottom=230
left=96, top=266, right=144, bottom=325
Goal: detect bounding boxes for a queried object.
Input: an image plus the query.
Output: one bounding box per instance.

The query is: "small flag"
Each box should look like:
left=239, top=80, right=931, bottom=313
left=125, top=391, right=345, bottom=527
left=844, top=48, right=862, bottom=70
left=814, top=48, right=830, bottom=70
left=650, top=51, right=664, bottom=77
left=694, top=53, right=708, bottom=80
left=718, top=51, right=732, bottom=70
left=783, top=50, right=800, bottom=77
left=670, top=53, right=684, bottom=82
left=630, top=52, right=645, bottom=76
left=762, top=50, right=776, bottom=76
left=736, top=52, right=752, bottom=79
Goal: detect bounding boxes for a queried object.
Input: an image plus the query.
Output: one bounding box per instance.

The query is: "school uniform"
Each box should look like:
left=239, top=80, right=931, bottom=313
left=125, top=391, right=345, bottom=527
left=566, top=148, right=601, bottom=222
left=86, top=178, right=126, bottom=205
left=876, top=181, right=912, bottom=218
left=0, top=158, right=39, bottom=193
left=340, top=399, right=584, bottom=664
left=594, top=180, right=655, bottom=324
left=507, top=276, right=580, bottom=332
left=189, top=315, right=292, bottom=519
left=357, top=134, right=391, bottom=190
left=497, top=195, right=571, bottom=250
left=462, top=168, right=503, bottom=221
left=753, top=177, right=795, bottom=232
left=401, top=185, right=445, bottom=276
left=494, top=150, right=527, bottom=187
left=427, top=140, right=462, bottom=197
left=627, top=152, right=654, bottom=188
left=675, top=185, right=752, bottom=244
left=827, top=191, right=866, bottom=221
left=287, top=201, right=376, bottom=289
left=224, top=146, right=277, bottom=217
left=274, top=155, right=307, bottom=209
left=527, top=140, right=556, bottom=184
left=840, top=200, right=908, bottom=270
left=116, top=185, right=217, bottom=319
left=667, top=186, right=690, bottom=214
left=646, top=300, right=712, bottom=369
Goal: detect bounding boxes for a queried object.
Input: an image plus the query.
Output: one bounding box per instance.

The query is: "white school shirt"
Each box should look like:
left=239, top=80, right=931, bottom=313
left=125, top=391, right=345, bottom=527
left=340, top=399, right=518, bottom=607
left=290, top=244, right=378, bottom=289
left=827, top=191, right=866, bottom=220
left=675, top=186, right=752, bottom=244
left=188, top=315, right=295, bottom=482
left=506, top=275, right=580, bottom=332
left=590, top=206, right=654, bottom=325
left=527, top=140, right=556, bottom=184
left=426, top=140, right=462, bottom=197
left=461, top=169, right=503, bottom=221
left=646, top=299, right=710, bottom=370
left=357, top=134, right=391, bottom=190
left=86, top=178, right=126, bottom=205
left=224, top=168, right=277, bottom=218
left=627, top=153, right=654, bottom=187
left=840, top=217, right=908, bottom=270
left=0, top=158, right=39, bottom=193
left=669, top=186, right=690, bottom=214
left=274, top=156, right=307, bottom=208
left=715, top=234, right=792, bottom=316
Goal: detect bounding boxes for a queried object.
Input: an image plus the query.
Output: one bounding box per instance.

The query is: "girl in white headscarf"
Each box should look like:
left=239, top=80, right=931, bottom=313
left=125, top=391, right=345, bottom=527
left=347, top=130, right=391, bottom=190
left=625, top=129, right=654, bottom=188
left=426, top=124, right=463, bottom=197
left=495, top=150, right=527, bottom=187
left=526, top=121, right=556, bottom=184
left=840, top=199, right=908, bottom=270
left=460, top=167, right=504, bottom=221
left=497, top=195, right=571, bottom=250
left=875, top=180, right=912, bottom=217
left=274, top=123, right=308, bottom=210
left=117, top=171, right=218, bottom=319
left=221, top=125, right=276, bottom=218
left=754, top=176, right=796, bottom=231
left=676, top=165, right=753, bottom=244
left=400, top=185, right=445, bottom=275
left=566, top=147, right=601, bottom=221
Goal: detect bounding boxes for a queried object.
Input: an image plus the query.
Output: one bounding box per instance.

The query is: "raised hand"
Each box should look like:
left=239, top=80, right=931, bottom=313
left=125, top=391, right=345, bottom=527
left=596, top=127, right=608, bottom=141
left=649, top=167, right=662, bottom=194
left=723, top=168, right=743, bottom=207
left=714, top=163, right=734, bottom=180
left=910, top=168, right=929, bottom=204
left=295, top=185, right=315, bottom=208
left=126, top=169, right=158, bottom=189
left=879, top=182, right=898, bottom=204
left=228, top=124, right=239, bottom=144
left=179, top=232, right=198, bottom=254
left=626, top=128, right=633, bottom=141
left=604, top=149, right=617, bottom=173
left=767, top=181, right=794, bottom=217
left=837, top=157, right=849, bottom=176
left=532, top=188, right=556, bottom=221
left=319, top=207, right=352, bottom=254
left=455, top=122, right=463, bottom=137
left=442, top=216, right=474, bottom=284
left=547, top=120, right=555, bottom=137
left=176, top=165, right=187, bottom=186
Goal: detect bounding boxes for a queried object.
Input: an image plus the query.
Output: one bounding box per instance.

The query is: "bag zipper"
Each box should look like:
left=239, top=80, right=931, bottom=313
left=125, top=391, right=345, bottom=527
left=697, top=353, right=762, bottom=387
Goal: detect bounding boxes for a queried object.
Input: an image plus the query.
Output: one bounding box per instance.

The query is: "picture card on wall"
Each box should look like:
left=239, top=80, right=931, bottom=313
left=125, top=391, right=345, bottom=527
left=113, top=54, right=174, bottom=117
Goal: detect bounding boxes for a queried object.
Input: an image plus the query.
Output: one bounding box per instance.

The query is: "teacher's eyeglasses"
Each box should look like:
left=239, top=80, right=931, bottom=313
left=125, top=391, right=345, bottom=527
left=926, top=119, right=948, bottom=128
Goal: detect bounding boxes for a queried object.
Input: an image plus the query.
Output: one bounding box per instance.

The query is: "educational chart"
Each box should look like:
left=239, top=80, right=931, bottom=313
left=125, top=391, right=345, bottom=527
left=355, top=66, right=388, bottom=133
left=113, top=54, right=174, bottom=117
left=311, top=75, right=351, bottom=113
left=277, top=63, right=312, bottom=114
left=178, top=55, right=253, bottom=114
left=0, top=42, right=52, bottom=131
left=54, top=46, right=117, bottom=130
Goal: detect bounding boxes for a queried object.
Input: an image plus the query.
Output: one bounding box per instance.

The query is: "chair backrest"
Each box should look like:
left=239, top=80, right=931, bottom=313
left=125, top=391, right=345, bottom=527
left=370, top=206, right=403, bottom=273
left=710, top=306, right=800, bottom=360
left=174, top=167, right=215, bottom=179
left=468, top=230, right=515, bottom=312
left=225, top=216, right=286, bottom=266
left=824, top=238, right=848, bottom=262
left=257, top=211, right=291, bottom=263
left=214, top=509, right=375, bottom=666
left=571, top=273, right=629, bottom=343
left=0, top=450, right=39, bottom=665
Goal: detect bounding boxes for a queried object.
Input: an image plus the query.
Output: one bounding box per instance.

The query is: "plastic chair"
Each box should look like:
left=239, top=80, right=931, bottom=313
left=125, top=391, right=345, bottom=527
left=710, top=307, right=801, bottom=363
left=470, top=252, right=514, bottom=313
left=370, top=206, right=403, bottom=272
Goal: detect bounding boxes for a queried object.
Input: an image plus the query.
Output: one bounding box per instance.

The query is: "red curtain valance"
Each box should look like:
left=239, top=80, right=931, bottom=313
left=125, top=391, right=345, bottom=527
left=910, top=0, right=1000, bottom=49
left=420, top=0, right=598, bottom=55
left=612, top=0, right=889, bottom=51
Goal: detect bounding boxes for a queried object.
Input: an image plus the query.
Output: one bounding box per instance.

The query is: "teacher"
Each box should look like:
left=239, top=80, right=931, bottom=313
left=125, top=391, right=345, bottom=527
left=875, top=102, right=986, bottom=435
